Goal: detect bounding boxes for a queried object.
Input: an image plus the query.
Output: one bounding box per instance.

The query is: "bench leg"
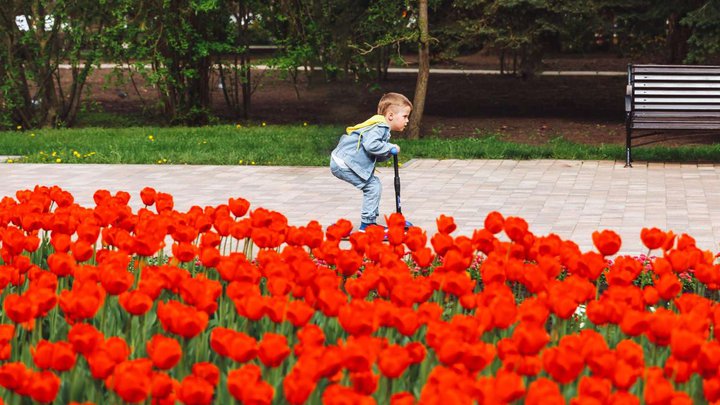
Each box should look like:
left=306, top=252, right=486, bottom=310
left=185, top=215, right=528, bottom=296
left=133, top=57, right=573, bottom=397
left=625, top=125, right=632, bottom=168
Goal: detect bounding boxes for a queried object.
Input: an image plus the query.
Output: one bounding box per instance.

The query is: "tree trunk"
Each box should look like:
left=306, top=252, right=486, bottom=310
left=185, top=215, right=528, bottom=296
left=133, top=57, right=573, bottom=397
left=239, top=2, right=251, bottom=119
left=241, top=52, right=251, bottom=119
left=519, top=45, right=542, bottom=80
left=406, top=0, right=429, bottom=140
left=499, top=50, right=505, bottom=75
left=666, top=12, right=691, bottom=64
left=218, top=62, right=234, bottom=114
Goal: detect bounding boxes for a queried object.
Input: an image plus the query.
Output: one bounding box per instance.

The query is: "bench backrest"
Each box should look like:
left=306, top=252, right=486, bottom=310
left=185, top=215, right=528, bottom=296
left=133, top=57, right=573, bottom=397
left=627, top=64, right=720, bottom=129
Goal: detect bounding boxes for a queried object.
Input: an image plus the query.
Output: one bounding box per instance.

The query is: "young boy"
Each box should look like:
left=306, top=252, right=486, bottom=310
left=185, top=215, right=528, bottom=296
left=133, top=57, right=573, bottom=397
left=330, top=92, right=412, bottom=231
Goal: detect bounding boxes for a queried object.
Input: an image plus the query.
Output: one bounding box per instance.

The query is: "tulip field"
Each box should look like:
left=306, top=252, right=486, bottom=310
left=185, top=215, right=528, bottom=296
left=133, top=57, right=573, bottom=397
left=1, top=185, right=720, bottom=404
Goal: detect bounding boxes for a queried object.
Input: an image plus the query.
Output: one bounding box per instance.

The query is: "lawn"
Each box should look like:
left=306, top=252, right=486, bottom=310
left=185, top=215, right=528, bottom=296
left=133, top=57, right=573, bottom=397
left=3, top=124, right=720, bottom=165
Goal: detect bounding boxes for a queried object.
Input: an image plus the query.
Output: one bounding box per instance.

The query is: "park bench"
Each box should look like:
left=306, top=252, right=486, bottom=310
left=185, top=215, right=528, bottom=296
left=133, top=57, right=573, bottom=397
left=625, top=64, right=720, bottom=167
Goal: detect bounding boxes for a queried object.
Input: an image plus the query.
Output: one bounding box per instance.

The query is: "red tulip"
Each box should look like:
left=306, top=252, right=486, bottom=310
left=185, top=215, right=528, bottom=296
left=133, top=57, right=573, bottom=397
left=109, top=359, right=153, bottom=403
left=32, top=340, right=76, bottom=372
left=592, top=230, right=622, bottom=256
left=228, top=197, right=250, bottom=217
left=190, top=362, right=220, bottom=387
left=28, top=370, right=61, bottom=403
left=118, top=289, right=153, bottom=316
left=378, top=345, right=412, bottom=378
left=177, top=375, right=214, bottom=405
left=140, top=187, right=157, bottom=206
left=436, top=215, right=457, bottom=234
left=258, top=333, right=291, bottom=368
left=146, top=334, right=182, bottom=370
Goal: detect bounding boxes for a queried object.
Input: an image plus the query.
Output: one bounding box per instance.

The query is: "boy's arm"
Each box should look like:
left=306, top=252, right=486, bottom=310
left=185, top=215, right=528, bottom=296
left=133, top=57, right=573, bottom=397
left=362, top=126, right=396, bottom=157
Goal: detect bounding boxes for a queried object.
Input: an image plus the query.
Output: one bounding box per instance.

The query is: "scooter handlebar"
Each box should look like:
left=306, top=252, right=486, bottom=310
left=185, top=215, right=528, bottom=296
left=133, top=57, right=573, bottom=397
left=390, top=147, right=398, bottom=155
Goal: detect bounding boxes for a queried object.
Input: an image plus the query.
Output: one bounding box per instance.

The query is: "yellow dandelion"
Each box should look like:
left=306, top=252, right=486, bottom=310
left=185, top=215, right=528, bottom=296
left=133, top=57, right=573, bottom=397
left=261, top=122, right=266, bottom=127
left=51, top=151, right=57, bottom=157
left=7, top=159, right=13, bottom=163
left=148, top=135, right=155, bottom=141
left=239, top=160, right=243, bottom=164
left=30, top=133, right=35, bottom=137
left=303, top=122, right=308, bottom=126
left=16, top=125, right=22, bottom=130
left=251, top=161, right=256, bottom=165
left=55, top=158, right=61, bottom=163
left=236, top=124, right=242, bottom=128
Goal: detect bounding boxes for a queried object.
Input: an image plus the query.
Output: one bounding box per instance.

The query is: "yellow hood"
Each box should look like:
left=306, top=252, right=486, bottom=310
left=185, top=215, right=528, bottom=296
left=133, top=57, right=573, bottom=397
left=346, top=115, right=387, bottom=135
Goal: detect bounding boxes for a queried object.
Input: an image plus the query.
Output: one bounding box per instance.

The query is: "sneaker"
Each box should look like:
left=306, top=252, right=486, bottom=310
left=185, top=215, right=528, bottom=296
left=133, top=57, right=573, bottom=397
left=358, top=222, right=387, bottom=232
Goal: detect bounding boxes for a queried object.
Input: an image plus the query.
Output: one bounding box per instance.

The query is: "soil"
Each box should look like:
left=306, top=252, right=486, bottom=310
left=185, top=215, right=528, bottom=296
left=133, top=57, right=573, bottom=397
left=81, top=51, right=664, bottom=146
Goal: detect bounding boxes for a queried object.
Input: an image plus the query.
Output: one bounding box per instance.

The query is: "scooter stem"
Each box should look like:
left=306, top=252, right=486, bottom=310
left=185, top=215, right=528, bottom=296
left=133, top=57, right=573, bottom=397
left=392, top=152, right=401, bottom=214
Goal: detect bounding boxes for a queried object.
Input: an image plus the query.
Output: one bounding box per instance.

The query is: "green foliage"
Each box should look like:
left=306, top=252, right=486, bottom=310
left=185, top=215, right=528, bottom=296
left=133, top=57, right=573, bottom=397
left=0, top=0, right=117, bottom=129
left=105, top=0, right=238, bottom=125
left=683, top=2, right=720, bottom=63
left=262, top=0, right=416, bottom=82
left=4, top=0, right=720, bottom=131
left=437, top=0, right=720, bottom=70
left=439, top=0, right=598, bottom=76
left=596, top=0, right=720, bottom=63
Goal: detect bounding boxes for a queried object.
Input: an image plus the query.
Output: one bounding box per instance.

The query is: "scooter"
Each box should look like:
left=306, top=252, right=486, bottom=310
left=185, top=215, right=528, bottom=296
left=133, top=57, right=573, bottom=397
left=390, top=148, right=413, bottom=229
left=341, top=148, right=412, bottom=239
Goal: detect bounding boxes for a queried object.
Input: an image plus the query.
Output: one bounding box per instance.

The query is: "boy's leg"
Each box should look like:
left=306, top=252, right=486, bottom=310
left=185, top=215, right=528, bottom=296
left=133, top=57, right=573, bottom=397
left=331, top=160, right=361, bottom=184
left=360, top=175, right=382, bottom=225
left=331, top=160, right=374, bottom=224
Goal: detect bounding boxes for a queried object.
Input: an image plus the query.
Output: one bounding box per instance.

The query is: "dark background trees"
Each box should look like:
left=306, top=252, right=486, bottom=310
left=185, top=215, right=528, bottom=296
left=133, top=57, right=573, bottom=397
left=1, top=0, right=720, bottom=131
left=1, top=0, right=117, bottom=128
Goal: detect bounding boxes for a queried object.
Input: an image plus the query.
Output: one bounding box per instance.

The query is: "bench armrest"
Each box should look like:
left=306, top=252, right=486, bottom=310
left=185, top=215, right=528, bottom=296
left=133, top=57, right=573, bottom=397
left=625, top=85, right=632, bottom=113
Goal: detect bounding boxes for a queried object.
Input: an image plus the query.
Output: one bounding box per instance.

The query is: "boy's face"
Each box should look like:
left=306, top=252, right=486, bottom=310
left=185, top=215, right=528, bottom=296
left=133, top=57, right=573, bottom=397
left=386, top=106, right=412, bottom=132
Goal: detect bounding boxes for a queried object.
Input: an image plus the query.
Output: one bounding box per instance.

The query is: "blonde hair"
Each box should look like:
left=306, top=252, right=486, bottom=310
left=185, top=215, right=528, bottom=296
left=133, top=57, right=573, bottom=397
left=377, top=92, right=413, bottom=115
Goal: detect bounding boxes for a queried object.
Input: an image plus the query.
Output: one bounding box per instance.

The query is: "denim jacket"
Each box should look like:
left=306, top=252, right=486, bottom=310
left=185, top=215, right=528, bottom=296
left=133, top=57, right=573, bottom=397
left=331, top=120, right=394, bottom=181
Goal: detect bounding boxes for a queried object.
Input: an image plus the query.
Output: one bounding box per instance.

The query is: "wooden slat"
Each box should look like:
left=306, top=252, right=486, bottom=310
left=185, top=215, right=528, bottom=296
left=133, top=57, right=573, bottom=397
left=635, top=97, right=720, bottom=103
left=634, top=75, right=720, bottom=81
left=633, top=66, right=720, bottom=74
left=635, top=90, right=720, bottom=96
left=633, top=122, right=720, bottom=129
left=634, top=64, right=719, bottom=67
left=634, top=118, right=720, bottom=124
left=635, top=82, right=720, bottom=88
left=634, top=104, right=720, bottom=110
left=634, top=111, right=720, bottom=118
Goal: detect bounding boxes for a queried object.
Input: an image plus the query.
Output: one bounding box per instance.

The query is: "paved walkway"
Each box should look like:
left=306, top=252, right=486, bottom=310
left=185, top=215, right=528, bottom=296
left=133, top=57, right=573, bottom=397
left=3, top=160, right=720, bottom=254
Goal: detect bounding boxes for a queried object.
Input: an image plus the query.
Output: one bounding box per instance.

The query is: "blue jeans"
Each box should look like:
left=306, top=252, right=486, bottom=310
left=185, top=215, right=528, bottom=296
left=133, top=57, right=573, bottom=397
left=330, top=160, right=381, bottom=224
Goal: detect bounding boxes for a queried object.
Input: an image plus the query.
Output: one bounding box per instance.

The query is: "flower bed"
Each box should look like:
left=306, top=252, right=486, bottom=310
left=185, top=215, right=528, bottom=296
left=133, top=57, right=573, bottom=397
left=0, top=185, right=717, bottom=404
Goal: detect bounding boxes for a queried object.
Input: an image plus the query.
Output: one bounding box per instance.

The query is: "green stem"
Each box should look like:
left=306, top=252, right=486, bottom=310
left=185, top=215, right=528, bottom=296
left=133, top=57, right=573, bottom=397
left=34, top=316, right=43, bottom=344
left=385, top=377, right=394, bottom=401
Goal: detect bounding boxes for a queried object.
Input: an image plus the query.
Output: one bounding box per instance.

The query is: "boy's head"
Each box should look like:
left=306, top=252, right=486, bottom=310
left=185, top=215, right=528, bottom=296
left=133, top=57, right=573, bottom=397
left=377, top=93, right=413, bottom=132
left=377, top=92, right=413, bottom=116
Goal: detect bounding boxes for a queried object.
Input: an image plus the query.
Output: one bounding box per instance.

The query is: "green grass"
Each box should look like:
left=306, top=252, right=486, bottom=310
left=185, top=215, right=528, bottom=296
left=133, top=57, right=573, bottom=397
left=3, top=124, right=720, bottom=165
left=0, top=124, right=339, bottom=166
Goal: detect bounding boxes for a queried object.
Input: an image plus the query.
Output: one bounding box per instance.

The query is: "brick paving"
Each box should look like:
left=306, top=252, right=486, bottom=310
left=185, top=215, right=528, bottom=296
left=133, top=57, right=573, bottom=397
left=3, top=159, right=720, bottom=253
